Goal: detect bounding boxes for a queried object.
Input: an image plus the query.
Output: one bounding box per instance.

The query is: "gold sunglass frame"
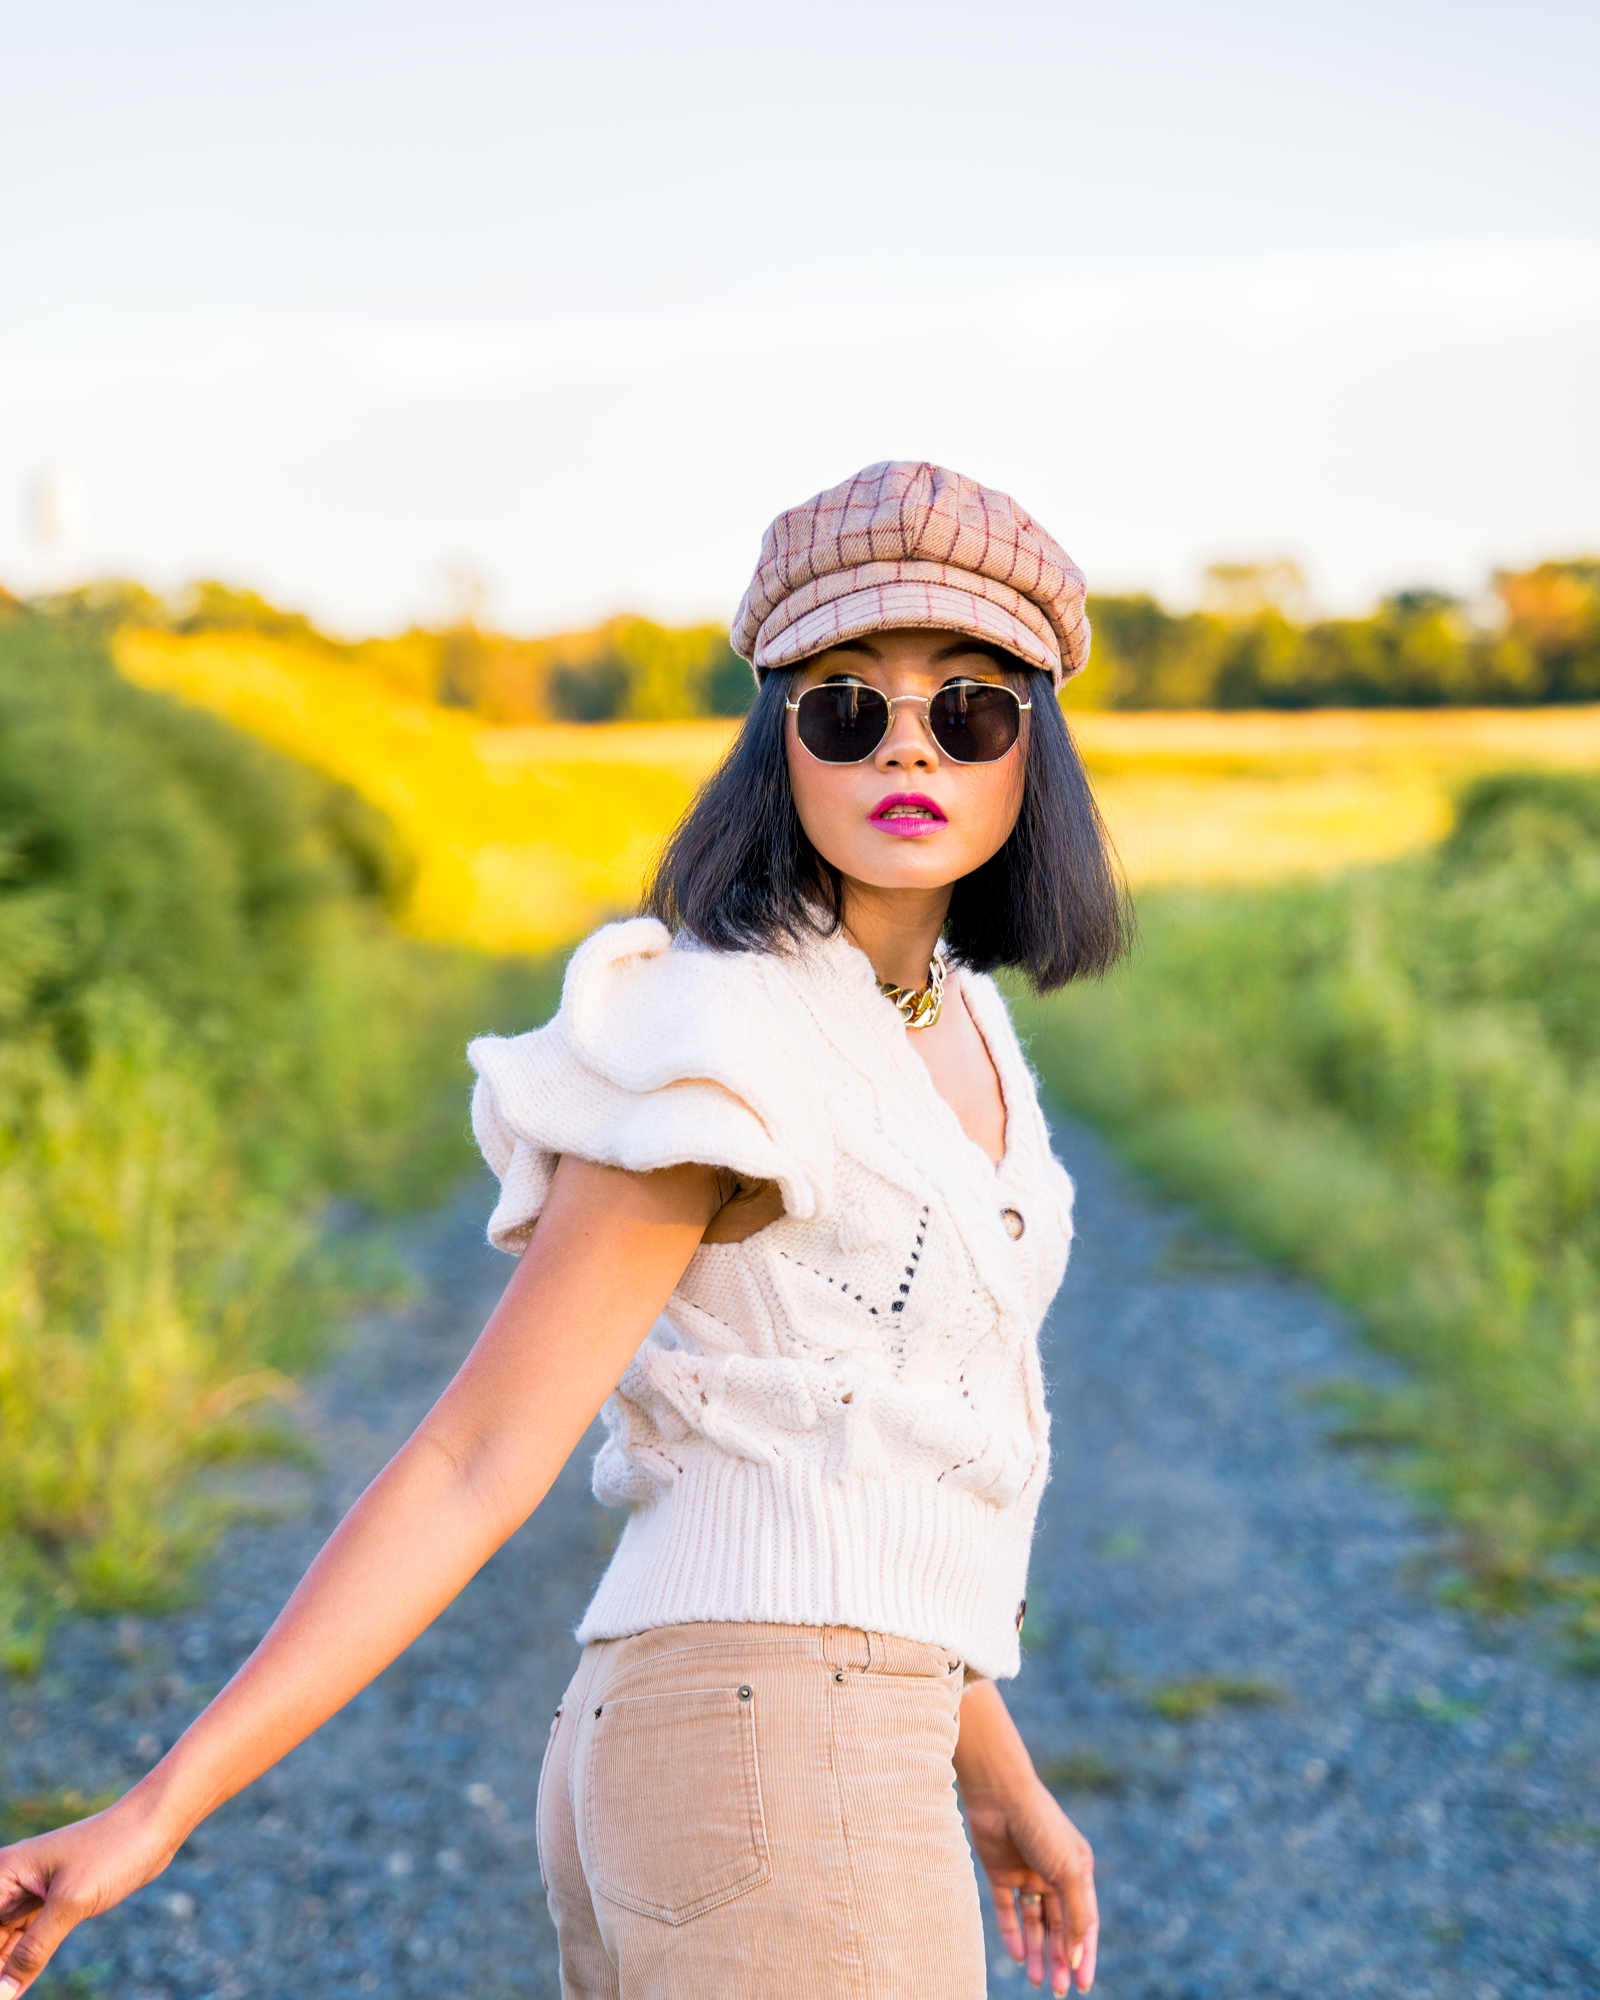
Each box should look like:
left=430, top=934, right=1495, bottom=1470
left=783, top=679, right=1033, bottom=765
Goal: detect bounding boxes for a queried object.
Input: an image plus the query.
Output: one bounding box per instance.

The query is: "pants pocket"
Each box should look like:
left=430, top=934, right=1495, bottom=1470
left=575, top=1683, right=772, bottom=1926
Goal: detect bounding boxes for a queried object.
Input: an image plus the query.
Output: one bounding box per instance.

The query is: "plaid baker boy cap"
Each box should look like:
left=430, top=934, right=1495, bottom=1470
left=731, top=461, right=1090, bottom=690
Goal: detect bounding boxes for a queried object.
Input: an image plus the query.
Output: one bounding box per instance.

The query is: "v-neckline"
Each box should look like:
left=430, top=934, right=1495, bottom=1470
left=936, top=969, right=1014, bottom=1175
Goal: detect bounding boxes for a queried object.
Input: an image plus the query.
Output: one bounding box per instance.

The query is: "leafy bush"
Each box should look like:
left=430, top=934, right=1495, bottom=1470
left=549, top=651, right=633, bottom=722
left=0, top=604, right=559, bottom=1666
left=1015, top=773, right=1600, bottom=1596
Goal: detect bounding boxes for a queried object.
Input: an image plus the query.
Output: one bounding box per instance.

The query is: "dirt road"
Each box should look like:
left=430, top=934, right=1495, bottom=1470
left=7, top=1121, right=1598, bottom=1998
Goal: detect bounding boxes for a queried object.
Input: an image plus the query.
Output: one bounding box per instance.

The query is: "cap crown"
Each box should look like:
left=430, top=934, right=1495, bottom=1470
left=732, top=461, right=1089, bottom=686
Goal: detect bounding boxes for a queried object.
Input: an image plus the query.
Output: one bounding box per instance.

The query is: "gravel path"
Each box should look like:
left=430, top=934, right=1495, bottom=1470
left=6, top=1118, right=1599, bottom=1999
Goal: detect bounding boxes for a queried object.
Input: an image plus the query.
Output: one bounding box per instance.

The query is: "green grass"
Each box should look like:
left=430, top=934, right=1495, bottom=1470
left=1148, top=1677, right=1285, bottom=1720
left=0, top=603, right=561, bottom=1668
left=0, top=1790, right=120, bottom=1844
left=1014, top=771, right=1600, bottom=1609
left=28, top=1969, right=108, bottom=2000
left=1036, top=1751, right=1127, bottom=1795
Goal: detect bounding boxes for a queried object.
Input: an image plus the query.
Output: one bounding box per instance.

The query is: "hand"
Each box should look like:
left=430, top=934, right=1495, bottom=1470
left=952, top=1680, right=1098, bottom=1995
left=966, top=1779, right=1098, bottom=1996
left=0, top=1797, right=176, bottom=1997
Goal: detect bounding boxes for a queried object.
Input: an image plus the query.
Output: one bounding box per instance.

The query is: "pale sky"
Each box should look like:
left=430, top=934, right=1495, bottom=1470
left=3, top=0, right=1597, bottom=633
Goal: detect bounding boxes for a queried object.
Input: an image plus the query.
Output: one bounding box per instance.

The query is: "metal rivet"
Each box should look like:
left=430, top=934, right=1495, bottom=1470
left=594, top=1705, right=603, bottom=1717
left=737, top=1685, right=752, bottom=1701
left=1002, top=1207, right=1025, bottom=1241
left=833, top=1670, right=846, bottom=1683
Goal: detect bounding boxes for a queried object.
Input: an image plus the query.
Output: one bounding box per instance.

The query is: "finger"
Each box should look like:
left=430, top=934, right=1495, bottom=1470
left=1069, top=1914, right=1099, bottom=1995
left=994, top=1885, right=1026, bottom=1964
left=0, top=1890, right=81, bottom=1998
left=0, top=1883, right=44, bottom=1935
left=1061, top=1901, right=1099, bottom=1994
left=1044, top=1896, right=1099, bottom=1998
left=1043, top=1888, right=1072, bottom=1998
left=1020, top=1887, right=1048, bottom=1986
left=1054, top=1849, right=1099, bottom=1994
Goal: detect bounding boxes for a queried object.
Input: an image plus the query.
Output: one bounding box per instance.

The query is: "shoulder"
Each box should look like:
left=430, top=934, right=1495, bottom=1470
left=556, top=916, right=793, bottom=1091
left=467, top=918, right=831, bottom=1241
left=469, top=917, right=787, bottom=1087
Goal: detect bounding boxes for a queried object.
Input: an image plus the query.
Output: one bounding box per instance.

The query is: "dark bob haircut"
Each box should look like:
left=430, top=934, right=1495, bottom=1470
left=643, top=663, right=1131, bottom=993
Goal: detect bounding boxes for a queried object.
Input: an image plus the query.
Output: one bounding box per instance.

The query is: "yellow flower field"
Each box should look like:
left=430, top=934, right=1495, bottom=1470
left=115, top=630, right=1600, bottom=952
left=117, top=631, right=738, bottom=951
left=1075, top=706, right=1600, bottom=884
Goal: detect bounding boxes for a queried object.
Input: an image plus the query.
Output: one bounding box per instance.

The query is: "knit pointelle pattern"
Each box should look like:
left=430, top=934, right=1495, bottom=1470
left=468, top=917, right=1075, bottom=1680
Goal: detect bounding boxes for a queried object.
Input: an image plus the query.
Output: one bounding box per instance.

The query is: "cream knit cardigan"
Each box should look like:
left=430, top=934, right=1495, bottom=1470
left=468, top=916, right=1074, bottom=1680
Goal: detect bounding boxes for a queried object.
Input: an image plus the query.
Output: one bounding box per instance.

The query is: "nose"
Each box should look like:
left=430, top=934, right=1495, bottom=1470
left=873, top=697, right=939, bottom=773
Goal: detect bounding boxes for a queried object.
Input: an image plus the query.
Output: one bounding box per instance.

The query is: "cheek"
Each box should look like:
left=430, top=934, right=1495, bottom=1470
left=962, top=757, right=1026, bottom=862
left=786, top=733, right=855, bottom=865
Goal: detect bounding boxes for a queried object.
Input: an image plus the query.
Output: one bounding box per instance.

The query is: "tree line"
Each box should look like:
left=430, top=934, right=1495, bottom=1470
left=24, top=552, right=1600, bottom=718
left=1074, top=559, right=1600, bottom=709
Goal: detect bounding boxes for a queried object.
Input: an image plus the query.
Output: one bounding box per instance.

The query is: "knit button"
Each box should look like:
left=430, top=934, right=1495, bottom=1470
left=737, top=1685, right=753, bottom=1701
left=1002, top=1207, right=1025, bottom=1240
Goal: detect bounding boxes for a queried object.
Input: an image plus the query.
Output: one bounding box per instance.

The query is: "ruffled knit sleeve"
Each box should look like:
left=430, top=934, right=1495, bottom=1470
left=468, top=917, right=829, bottom=1252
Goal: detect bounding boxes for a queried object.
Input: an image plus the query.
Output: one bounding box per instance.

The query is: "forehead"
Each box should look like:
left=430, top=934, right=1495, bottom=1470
left=797, top=628, right=1021, bottom=682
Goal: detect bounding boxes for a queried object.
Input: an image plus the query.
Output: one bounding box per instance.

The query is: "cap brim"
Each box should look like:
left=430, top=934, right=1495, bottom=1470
left=754, top=580, right=1063, bottom=682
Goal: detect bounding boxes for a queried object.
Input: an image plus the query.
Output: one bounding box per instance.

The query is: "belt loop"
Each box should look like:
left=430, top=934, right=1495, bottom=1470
left=825, top=1626, right=872, bottom=1674
left=863, top=1630, right=877, bottom=1675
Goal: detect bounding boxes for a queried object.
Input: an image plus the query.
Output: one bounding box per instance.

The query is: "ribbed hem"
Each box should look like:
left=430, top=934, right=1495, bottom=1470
left=573, top=1450, right=1034, bottom=1682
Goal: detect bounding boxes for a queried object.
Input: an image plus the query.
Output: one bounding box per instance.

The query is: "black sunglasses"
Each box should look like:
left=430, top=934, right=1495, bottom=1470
left=785, top=678, right=1031, bottom=765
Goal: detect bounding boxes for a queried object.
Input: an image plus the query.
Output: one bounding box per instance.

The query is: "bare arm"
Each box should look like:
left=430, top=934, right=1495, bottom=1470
left=955, top=1680, right=1099, bottom=1995
left=0, top=1154, right=723, bottom=1997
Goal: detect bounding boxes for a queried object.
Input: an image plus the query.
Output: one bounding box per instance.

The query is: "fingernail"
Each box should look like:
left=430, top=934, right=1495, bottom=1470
left=1070, top=1945, right=1085, bottom=1968
left=1, top=1977, right=22, bottom=1998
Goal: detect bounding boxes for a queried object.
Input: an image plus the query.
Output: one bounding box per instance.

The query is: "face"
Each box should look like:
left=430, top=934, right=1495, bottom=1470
left=784, top=628, right=1029, bottom=899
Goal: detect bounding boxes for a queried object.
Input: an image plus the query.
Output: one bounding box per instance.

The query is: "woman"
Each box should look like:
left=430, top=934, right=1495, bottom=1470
left=0, top=462, right=1127, bottom=2000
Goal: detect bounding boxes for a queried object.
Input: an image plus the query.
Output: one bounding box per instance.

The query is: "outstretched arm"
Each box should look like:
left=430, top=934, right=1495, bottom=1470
left=0, top=1154, right=722, bottom=1998
left=955, top=1679, right=1099, bottom=1995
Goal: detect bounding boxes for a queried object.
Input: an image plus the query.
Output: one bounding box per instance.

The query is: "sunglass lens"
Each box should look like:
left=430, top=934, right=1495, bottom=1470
left=929, top=683, right=1021, bottom=762
left=795, top=683, right=890, bottom=762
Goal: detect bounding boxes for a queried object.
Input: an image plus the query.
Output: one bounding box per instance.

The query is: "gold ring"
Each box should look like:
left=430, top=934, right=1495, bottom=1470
left=1020, top=1892, right=1044, bottom=1907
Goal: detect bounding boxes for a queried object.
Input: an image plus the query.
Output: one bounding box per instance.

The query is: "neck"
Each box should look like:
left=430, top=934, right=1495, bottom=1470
left=838, top=880, right=952, bottom=989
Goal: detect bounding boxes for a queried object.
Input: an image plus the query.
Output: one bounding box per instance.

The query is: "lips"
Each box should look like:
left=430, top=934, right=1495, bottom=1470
left=870, top=792, right=948, bottom=837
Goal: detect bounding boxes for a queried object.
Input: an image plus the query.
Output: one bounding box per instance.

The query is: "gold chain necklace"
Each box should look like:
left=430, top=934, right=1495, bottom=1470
left=879, top=949, right=946, bottom=1030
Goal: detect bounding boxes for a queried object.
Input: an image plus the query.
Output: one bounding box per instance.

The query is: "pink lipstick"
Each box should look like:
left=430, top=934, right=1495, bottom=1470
left=870, top=792, right=948, bottom=837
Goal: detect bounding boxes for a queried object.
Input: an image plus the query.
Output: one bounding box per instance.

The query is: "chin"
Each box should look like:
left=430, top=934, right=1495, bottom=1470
left=844, top=846, right=971, bottom=889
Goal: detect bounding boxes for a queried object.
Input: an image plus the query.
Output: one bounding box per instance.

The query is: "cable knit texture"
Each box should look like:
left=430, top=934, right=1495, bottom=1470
left=468, top=917, right=1074, bottom=1680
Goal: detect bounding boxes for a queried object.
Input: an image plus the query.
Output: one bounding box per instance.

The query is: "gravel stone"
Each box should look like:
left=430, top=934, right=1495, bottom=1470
left=5, top=1122, right=1597, bottom=1998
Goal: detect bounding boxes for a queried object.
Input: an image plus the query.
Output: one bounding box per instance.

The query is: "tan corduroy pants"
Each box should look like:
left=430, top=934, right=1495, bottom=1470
left=536, top=1621, right=987, bottom=1999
